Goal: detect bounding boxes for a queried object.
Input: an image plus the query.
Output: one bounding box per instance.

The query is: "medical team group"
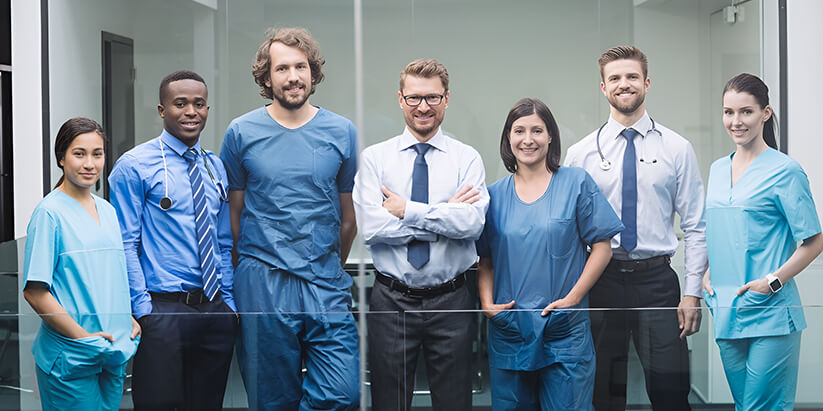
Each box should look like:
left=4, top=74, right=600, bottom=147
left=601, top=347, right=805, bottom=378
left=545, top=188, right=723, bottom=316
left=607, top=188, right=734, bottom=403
left=20, top=26, right=822, bottom=411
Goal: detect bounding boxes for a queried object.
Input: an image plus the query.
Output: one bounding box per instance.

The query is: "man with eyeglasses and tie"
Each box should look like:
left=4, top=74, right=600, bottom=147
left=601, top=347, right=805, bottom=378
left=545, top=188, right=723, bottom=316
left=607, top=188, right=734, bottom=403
left=353, top=58, right=489, bottom=411
left=564, top=46, right=708, bottom=411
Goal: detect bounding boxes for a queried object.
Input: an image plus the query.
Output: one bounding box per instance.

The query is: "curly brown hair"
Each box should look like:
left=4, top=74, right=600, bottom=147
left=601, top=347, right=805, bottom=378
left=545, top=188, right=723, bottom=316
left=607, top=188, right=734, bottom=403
left=251, top=27, right=325, bottom=100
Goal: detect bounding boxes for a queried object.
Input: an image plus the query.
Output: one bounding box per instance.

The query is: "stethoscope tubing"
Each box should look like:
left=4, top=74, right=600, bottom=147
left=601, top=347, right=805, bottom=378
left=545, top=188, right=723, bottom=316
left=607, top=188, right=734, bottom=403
left=158, top=137, right=228, bottom=211
left=596, top=118, right=662, bottom=171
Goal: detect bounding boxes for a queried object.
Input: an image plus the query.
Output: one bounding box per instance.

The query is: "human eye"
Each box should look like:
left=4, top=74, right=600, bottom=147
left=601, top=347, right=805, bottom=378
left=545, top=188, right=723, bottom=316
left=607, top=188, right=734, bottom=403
left=743, top=109, right=753, bottom=115
left=533, top=128, right=543, bottom=134
left=195, top=102, right=205, bottom=108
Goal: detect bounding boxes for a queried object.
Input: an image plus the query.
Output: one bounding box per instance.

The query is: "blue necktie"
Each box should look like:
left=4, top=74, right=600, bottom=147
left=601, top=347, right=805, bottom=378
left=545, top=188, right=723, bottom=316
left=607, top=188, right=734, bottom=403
left=183, top=148, right=221, bottom=300
left=407, top=143, right=431, bottom=269
left=621, top=128, right=638, bottom=252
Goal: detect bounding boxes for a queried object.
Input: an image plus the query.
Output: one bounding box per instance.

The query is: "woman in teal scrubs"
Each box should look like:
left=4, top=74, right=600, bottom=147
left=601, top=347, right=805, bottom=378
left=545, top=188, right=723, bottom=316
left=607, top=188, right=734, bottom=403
left=703, top=74, right=823, bottom=411
left=477, top=98, right=623, bottom=410
left=23, top=118, right=141, bottom=411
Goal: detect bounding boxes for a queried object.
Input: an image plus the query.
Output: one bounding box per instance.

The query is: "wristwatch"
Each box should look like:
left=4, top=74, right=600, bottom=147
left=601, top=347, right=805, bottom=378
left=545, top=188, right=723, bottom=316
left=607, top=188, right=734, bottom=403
left=766, top=273, right=783, bottom=293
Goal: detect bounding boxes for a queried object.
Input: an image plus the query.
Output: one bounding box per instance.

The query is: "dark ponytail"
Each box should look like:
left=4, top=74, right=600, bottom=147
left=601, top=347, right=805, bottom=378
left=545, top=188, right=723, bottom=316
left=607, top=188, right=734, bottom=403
left=53, top=117, right=105, bottom=189
left=723, top=73, right=778, bottom=150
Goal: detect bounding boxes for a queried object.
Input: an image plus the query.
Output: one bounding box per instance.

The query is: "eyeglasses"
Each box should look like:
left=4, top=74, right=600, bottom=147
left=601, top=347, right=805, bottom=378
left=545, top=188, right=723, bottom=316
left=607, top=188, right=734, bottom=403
left=402, top=94, right=445, bottom=107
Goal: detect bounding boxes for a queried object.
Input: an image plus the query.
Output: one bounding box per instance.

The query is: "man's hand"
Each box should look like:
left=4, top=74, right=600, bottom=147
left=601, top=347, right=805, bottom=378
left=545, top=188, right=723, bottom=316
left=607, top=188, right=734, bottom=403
left=482, top=300, right=515, bottom=319
left=381, top=186, right=407, bottom=219
left=130, top=317, right=142, bottom=340
left=677, top=295, right=702, bottom=339
left=449, top=185, right=480, bottom=204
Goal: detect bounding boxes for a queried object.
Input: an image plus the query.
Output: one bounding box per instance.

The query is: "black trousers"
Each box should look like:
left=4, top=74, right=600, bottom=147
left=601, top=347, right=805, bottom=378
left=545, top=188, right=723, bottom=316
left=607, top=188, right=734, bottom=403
left=131, top=295, right=238, bottom=411
left=589, top=261, right=691, bottom=411
left=367, top=279, right=476, bottom=411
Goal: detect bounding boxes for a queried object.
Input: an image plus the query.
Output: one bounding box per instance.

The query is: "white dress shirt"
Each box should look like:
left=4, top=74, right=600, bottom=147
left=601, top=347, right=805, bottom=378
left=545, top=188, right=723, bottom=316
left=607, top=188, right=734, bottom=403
left=353, top=127, right=489, bottom=287
left=564, top=112, right=707, bottom=297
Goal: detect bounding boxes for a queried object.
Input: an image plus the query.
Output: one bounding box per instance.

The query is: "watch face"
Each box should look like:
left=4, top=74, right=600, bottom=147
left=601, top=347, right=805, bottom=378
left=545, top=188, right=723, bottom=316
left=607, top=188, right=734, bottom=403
left=769, top=278, right=781, bottom=292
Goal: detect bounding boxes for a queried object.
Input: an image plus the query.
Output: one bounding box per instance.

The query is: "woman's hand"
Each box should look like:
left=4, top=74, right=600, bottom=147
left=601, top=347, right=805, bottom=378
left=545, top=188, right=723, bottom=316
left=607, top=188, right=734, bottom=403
left=702, top=269, right=713, bottom=296
left=482, top=300, right=515, bottom=319
left=737, top=277, right=771, bottom=295
left=130, top=316, right=142, bottom=340
left=541, top=295, right=580, bottom=317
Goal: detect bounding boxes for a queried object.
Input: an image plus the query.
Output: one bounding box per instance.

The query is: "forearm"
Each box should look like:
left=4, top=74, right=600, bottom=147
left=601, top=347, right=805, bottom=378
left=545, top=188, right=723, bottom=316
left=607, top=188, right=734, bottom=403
left=565, top=240, right=612, bottom=304
left=403, top=201, right=486, bottom=240
left=477, top=257, right=495, bottom=309
left=23, top=287, right=89, bottom=339
left=774, top=233, right=823, bottom=283
left=228, top=190, right=244, bottom=266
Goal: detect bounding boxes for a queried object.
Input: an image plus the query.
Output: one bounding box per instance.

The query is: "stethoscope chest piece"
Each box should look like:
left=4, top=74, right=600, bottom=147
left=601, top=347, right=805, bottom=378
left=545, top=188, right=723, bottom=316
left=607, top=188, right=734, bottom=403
left=160, top=197, right=173, bottom=211
left=600, top=159, right=612, bottom=171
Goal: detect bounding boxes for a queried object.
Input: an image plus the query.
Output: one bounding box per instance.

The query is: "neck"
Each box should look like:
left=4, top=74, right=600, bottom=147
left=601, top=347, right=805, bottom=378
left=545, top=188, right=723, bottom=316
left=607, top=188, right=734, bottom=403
left=267, top=100, right=318, bottom=128
left=610, top=105, right=645, bottom=128
left=58, top=180, right=92, bottom=202
left=515, top=162, right=552, bottom=182
left=735, top=137, right=769, bottom=161
left=410, top=128, right=437, bottom=143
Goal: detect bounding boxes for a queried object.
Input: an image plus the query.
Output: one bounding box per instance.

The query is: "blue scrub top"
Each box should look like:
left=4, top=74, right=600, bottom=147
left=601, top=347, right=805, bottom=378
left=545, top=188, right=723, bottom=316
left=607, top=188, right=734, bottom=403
left=477, top=167, right=623, bottom=370
left=705, top=148, right=820, bottom=339
left=23, top=190, right=138, bottom=376
left=220, top=107, right=357, bottom=290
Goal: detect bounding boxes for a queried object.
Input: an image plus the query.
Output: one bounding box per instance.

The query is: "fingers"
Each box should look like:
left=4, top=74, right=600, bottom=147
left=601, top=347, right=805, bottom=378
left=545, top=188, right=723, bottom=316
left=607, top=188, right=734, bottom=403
left=94, top=332, right=115, bottom=342
left=130, top=318, right=142, bottom=340
left=502, top=300, right=515, bottom=309
left=702, top=277, right=714, bottom=296
left=737, top=282, right=750, bottom=295
left=381, top=186, right=392, bottom=198
left=541, top=301, right=558, bottom=317
left=483, top=300, right=515, bottom=318
left=449, top=185, right=480, bottom=204
left=453, top=185, right=473, bottom=198
left=679, top=310, right=701, bottom=339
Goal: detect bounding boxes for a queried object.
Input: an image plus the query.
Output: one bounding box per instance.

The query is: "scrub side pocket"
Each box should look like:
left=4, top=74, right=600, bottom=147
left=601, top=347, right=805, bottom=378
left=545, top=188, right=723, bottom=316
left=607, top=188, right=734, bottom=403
left=488, top=310, right=523, bottom=346
left=51, top=335, right=108, bottom=380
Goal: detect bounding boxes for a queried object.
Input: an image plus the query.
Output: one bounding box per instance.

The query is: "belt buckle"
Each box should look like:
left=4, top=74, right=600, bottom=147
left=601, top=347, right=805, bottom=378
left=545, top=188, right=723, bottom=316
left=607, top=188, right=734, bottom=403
left=184, top=291, right=201, bottom=305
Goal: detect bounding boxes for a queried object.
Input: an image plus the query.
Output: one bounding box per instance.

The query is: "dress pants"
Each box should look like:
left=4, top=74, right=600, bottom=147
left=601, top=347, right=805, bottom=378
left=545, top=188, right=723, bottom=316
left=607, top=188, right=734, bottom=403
left=368, top=278, right=476, bottom=411
left=131, top=295, right=237, bottom=411
left=589, top=261, right=691, bottom=411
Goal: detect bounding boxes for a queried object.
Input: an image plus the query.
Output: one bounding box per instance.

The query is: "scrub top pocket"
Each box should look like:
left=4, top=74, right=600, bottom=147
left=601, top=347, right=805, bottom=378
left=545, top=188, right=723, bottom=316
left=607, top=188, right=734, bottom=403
left=312, top=145, right=342, bottom=190
left=547, top=219, right=575, bottom=258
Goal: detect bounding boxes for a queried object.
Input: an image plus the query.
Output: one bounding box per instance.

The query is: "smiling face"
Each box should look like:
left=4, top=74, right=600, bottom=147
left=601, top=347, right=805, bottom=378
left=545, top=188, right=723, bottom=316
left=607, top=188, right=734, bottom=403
left=59, top=131, right=105, bottom=191
left=267, top=42, right=313, bottom=110
left=399, top=75, right=449, bottom=142
left=509, top=113, right=551, bottom=170
left=723, top=90, right=772, bottom=149
left=158, top=79, right=209, bottom=146
left=601, top=59, right=650, bottom=116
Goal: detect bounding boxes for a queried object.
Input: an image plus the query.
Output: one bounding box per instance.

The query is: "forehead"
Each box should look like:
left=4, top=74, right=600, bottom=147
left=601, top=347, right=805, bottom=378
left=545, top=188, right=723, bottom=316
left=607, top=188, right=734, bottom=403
left=602, top=59, right=644, bottom=78
left=402, top=75, right=445, bottom=94
left=68, top=131, right=104, bottom=148
left=269, top=42, right=309, bottom=66
left=166, top=79, right=208, bottom=100
left=512, top=113, right=545, bottom=127
left=723, top=90, right=758, bottom=107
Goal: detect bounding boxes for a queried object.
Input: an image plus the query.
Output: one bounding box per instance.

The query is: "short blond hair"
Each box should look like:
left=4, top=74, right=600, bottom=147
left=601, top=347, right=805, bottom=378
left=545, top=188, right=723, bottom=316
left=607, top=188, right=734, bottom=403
left=399, top=59, right=449, bottom=92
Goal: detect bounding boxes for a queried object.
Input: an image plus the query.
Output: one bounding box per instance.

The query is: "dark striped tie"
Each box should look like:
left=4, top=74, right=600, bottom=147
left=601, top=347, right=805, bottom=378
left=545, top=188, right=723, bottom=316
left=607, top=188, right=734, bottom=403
left=183, top=148, right=220, bottom=300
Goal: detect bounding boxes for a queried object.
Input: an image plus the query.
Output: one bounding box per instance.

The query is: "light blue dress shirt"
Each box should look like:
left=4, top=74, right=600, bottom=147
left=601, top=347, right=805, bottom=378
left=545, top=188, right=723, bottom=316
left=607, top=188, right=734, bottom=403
left=24, top=190, right=138, bottom=376
left=565, top=112, right=708, bottom=297
left=109, top=130, right=235, bottom=317
left=353, top=127, right=489, bottom=287
left=705, top=148, right=819, bottom=339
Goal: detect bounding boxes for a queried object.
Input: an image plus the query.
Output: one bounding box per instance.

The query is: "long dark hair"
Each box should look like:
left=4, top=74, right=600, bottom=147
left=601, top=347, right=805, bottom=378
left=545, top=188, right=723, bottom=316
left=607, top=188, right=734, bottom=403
left=54, top=117, right=105, bottom=188
left=500, top=98, right=561, bottom=173
left=723, top=73, right=778, bottom=150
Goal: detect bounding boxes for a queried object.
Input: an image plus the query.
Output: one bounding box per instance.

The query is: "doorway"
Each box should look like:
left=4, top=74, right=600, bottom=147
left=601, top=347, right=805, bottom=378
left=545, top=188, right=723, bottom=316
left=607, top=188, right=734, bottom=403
left=101, top=31, right=135, bottom=199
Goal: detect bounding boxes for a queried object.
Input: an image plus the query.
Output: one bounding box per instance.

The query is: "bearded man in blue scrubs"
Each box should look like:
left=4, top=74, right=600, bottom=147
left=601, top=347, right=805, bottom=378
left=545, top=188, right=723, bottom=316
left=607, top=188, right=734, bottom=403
left=109, top=70, right=238, bottom=410
left=565, top=46, right=708, bottom=410
left=219, top=27, right=359, bottom=410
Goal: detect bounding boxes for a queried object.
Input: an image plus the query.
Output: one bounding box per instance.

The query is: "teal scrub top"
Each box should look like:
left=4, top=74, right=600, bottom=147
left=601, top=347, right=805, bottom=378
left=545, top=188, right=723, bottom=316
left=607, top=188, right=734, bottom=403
left=477, top=167, right=623, bottom=370
left=705, top=148, right=820, bottom=339
left=23, top=190, right=138, bottom=377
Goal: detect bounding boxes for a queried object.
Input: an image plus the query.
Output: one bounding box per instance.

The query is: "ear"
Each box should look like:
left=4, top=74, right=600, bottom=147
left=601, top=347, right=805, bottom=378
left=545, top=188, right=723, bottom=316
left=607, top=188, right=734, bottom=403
left=600, top=81, right=607, bottom=97
left=763, top=105, right=773, bottom=123
left=157, top=104, right=165, bottom=118
left=398, top=90, right=405, bottom=107
left=443, top=90, right=450, bottom=109
left=644, top=76, right=651, bottom=92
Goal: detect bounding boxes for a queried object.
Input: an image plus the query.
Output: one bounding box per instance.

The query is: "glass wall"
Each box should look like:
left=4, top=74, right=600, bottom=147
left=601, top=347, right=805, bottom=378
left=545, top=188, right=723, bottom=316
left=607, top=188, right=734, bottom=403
left=9, top=0, right=819, bottom=409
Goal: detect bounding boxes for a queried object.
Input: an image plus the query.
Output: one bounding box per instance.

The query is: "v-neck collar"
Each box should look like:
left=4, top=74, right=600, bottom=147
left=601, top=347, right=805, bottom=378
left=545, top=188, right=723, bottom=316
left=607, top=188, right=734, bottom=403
left=55, top=189, right=102, bottom=226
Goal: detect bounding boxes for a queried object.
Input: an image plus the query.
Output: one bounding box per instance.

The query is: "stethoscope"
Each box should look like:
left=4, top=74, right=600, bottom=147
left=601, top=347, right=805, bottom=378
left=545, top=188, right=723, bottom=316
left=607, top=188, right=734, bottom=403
left=596, top=118, right=662, bottom=171
left=158, top=137, right=228, bottom=211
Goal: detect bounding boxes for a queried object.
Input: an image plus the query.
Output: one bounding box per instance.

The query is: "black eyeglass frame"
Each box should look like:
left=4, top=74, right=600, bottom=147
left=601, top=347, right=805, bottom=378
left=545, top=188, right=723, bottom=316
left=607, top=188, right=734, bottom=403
left=401, top=93, right=446, bottom=107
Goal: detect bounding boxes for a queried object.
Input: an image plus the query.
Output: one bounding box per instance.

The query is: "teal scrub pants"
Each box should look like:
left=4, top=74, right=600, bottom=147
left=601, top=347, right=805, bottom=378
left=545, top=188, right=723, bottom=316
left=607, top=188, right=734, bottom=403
left=716, top=331, right=801, bottom=411
left=35, top=365, right=125, bottom=411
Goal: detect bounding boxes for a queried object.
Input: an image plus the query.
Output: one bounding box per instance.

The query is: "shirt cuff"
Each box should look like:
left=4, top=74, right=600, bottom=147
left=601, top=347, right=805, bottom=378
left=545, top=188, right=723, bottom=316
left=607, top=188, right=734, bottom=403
left=683, top=275, right=703, bottom=299
left=132, top=299, right=153, bottom=319
left=403, top=201, right=428, bottom=226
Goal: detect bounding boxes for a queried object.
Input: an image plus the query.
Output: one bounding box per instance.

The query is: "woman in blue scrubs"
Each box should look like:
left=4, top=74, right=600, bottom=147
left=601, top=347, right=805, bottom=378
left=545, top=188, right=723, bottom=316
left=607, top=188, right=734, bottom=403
left=22, top=117, right=141, bottom=411
left=703, top=74, right=823, bottom=411
left=477, top=98, right=623, bottom=410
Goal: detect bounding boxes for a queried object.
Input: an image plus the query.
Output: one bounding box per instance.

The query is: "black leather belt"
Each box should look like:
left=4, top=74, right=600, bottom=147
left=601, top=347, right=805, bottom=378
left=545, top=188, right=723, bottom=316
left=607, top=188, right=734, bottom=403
left=150, top=290, right=217, bottom=305
left=608, top=255, right=671, bottom=273
left=375, top=271, right=466, bottom=298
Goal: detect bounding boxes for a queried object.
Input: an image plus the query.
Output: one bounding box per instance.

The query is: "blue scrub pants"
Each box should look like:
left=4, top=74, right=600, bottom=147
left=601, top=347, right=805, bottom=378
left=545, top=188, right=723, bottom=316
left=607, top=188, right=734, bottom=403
left=36, top=365, right=125, bottom=411
left=716, top=331, right=801, bottom=411
left=235, top=257, right=359, bottom=411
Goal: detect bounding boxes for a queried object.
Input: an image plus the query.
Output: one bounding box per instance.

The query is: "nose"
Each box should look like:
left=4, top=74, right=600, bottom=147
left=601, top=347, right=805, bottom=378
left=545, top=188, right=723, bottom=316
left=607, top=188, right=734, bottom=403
left=287, top=67, right=300, bottom=82
left=416, top=99, right=431, bottom=112
left=184, top=103, right=197, bottom=116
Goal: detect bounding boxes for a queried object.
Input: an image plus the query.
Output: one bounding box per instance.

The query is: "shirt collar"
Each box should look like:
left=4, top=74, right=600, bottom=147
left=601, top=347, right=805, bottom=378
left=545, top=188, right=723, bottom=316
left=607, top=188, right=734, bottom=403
left=397, top=127, right=447, bottom=153
left=607, top=111, right=652, bottom=140
left=160, top=129, right=201, bottom=157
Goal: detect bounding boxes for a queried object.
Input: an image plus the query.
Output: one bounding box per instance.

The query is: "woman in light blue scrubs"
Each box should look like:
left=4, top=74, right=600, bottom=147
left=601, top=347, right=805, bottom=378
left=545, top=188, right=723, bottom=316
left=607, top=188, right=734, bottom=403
left=703, top=74, right=823, bottom=411
left=477, top=98, right=623, bottom=410
left=22, top=118, right=141, bottom=411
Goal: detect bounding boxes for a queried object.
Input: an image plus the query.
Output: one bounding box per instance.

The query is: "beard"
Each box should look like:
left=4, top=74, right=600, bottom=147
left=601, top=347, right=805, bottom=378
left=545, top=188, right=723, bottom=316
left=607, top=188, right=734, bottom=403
left=404, top=111, right=444, bottom=139
left=272, top=82, right=311, bottom=110
left=608, top=92, right=645, bottom=116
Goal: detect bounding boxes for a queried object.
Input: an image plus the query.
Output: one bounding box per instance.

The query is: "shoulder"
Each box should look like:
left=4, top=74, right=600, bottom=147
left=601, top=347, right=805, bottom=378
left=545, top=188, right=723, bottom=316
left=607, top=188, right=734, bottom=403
left=487, top=175, right=512, bottom=195
left=767, top=149, right=806, bottom=178
left=566, top=130, right=598, bottom=159
left=442, top=133, right=483, bottom=160
left=361, top=136, right=399, bottom=163
left=115, top=138, right=158, bottom=169
left=656, top=122, right=694, bottom=151
left=316, top=108, right=356, bottom=128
